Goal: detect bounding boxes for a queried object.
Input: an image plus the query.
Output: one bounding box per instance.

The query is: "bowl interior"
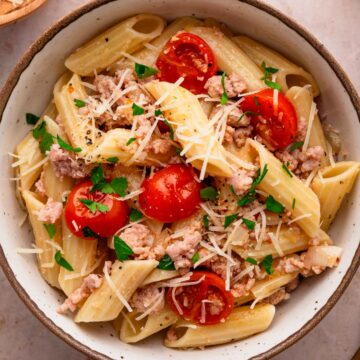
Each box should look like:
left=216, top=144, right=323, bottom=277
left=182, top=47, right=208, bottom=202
left=0, top=0, right=359, bottom=359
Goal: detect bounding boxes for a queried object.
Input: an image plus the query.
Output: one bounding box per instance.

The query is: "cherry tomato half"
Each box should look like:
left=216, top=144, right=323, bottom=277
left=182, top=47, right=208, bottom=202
left=65, top=180, right=128, bottom=239
left=156, top=32, right=217, bottom=95
left=139, top=164, right=201, bottom=223
left=167, top=271, right=234, bottom=325
left=241, top=89, right=298, bottom=150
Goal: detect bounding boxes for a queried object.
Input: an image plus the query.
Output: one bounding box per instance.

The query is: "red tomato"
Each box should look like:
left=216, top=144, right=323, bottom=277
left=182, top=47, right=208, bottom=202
left=139, top=164, right=201, bottom=222
left=65, top=180, right=128, bottom=239
left=156, top=32, right=217, bottom=94
left=241, top=89, right=298, bottom=149
left=167, top=271, right=234, bottom=325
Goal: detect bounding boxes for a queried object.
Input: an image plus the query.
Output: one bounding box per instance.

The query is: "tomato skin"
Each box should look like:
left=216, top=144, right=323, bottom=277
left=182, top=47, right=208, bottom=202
left=139, top=164, right=201, bottom=223
left=241, top=89, right=298, bottom=150
left=167, top=271, right=234, bottom=325
left=156, top=32, right=217, bottom=94
left=65, top=180, right=128, bottom=239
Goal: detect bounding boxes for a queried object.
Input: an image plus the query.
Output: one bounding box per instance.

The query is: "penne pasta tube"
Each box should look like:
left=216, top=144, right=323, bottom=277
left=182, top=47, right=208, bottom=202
left=75, top=259, right=158, bottom=323
left=22, top=191, right=62, bottom=288
left=164, top=304, right=275, bottom=348
left=232, top=36, right=320, bottom=97
left=188, top=27, right=264, bottom=91
left=65, top=14, right=166, bottom=76
left=58, top=216, right=98, bottom=296
left=141, top=269, right=179, bottom=287
left=119, top=306, right=178, bottom=343
left=42, top=162, right=74, bottom=203
left=311, top=161, right=360, bottom=230
left=286, top=86, right=329, bottom=166
left=246, top=139, right=321, bottom=237
left=145, top=81, right=232, bottom=178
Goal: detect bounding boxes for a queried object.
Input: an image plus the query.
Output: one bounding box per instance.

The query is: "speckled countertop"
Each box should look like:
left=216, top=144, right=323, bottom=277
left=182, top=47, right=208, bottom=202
left=0, top=1, right=359, bottom=359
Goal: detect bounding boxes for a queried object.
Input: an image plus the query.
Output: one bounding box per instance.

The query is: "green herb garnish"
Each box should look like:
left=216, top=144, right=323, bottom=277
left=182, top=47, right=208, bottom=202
left=32, top=121, right=54, bottom=153
left=107, top=157, right=119, bottom=164
left=80, top=199, right=109, bottom=214
left=265, top=195, right=284, bottom=214
left=282, top=163, right=293, bottom=178
left=126, top=137, right=136, bottom=146
left=155, top=109, right=174, bottom=139
left=246, top=257, right=258, bottom=265
left=191, top=252, right=200, bottom=264
left=242, top=218, right=255, bottom=230
left=262, top=254, right=274, bottom=275
left=43, top=223, right=56, bottom=239
left=203, top=214, right=209, bottom=230
left=292, top=198, right=296, bottom=210
left=74, top=99, right=86, bottom=108
left=261, top=62, right=282, bottom=90
left=82, top=226, right=104, bottom=240
left=264, top=79, right=282, bottom=90
left=220, top=72, right=229, bottom=105
left=134, top=63, right=158, bottom=79
left=175, top=147, right=182, bottom=155
left=114, top=236, right=134, bottom=261
left=57, top=135, right=82, bottom=153
left=157, top=254, right=176, bottom=270
left=54, top=251, right=74, bottom=271
left=289, top=141, right=304, bottom=151
left=129, top=208, right=143, bottom=222
left=224, top=213, right=238, bottom=229
left=26, top=113, right=40, bottom=125
left=132, top=103, right=145, bottom=116
left=200, top=186, right=218, bottom=201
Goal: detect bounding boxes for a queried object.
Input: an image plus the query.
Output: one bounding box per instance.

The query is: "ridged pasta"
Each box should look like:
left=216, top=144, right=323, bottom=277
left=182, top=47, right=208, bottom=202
left=232, top=36, right=320, bottom=97
left=164, top=304, right=275, bottom=348
left=65, top=14, right=166, bottom=76
left=75, top=259, right=158, bottom=323
left=311, top=161, right=360, bottom=230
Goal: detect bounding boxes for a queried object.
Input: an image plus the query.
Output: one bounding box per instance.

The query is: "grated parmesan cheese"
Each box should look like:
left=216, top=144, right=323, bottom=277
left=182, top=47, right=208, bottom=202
left=302, top=101, right=317, bottom=152
left=288, top=213, right=312, bottom=225
left=135, top=288, right=165, bottom=321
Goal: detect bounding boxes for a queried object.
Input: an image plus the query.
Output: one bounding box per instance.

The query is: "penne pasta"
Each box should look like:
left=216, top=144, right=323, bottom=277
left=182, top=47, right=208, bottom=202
left=311, top=161, right=360, bottom=230
left=188, top=27, right=264, bottom=91
left=22, top=191, right=62, bottom=288
left=118, top=306, right=178, bottom=343
left=141, top=269, right=179, bottom=287
left=58, top=216, right=98, bottom=296
left=75, top=260, right=158, bottom=323
left=164, top=304, right=275, bottom=348
left=145, top=81, right=232, bottom=178
left=65, top=14, right=166, bottom=76
left=232, top=36, right=320, bottom=96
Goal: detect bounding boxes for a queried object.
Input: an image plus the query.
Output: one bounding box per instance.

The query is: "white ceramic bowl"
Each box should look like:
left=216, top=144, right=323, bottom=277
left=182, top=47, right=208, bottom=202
left=0, top=1, right=359, bottom=359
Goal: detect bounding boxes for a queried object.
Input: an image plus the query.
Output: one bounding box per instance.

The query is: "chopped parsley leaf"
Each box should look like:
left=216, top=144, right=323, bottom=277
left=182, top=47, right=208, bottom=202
left=43, top=223, right=56, bottom=239
left=57, top=135, right=82, bottom=153
left=155, top=109, right=163, bottom=116
left=26, top=113, right=40, bottom=125
left=261, top=62, right=279, bottom=78
left=129, top=208, right=143, bottom=222
left=289, top=141, right=304, bottom=151
left=114, top=236, right=134, bottom=261
left=203, top=214, right=209, bottom=230
left=90, top=166, right=105, bottom=191
left=126, top=137, right=136, bottom=146
left=224, top=213, right=238, bottom=229
left=107, top=177, right=128, bottom=197
left=163, top=119, right=174, bottom=140
left=107, top=157, right=119, bottom=164
left=175, top=147, right=182, bottom=155
left=32, top=121, right=54, bottom=153
left=242, top=217, right=255, bottom=230
left=80, top=199, right=109, bottom=214
left=157, top=254, right=176, bottom=270
left=246, top=257, right=258, bottom=265
left=54, top=251, right=74, bottom=271
left=282, top=163, right=293, bottom=178
left=191, top=252, right=200, bottom=264
left=262, top=254, right=274, bottom=275
left=132, top=103, right=145, bottom=116
left=134, top=63, right=158, bottom=79
left=82, top=226, right=103, bottom=240
left=292, top=198, right=296, bottom=210
left=220, top=72, right=229, bottom=105
left=264, top=79, right=282, bottom=91
left=200, top=186, right=218, bottom=201
left=265, top=195, right=284, bottom=214
left=32, top=121, right=46, bottom=139
left=74, top=99, right=86, bottom=108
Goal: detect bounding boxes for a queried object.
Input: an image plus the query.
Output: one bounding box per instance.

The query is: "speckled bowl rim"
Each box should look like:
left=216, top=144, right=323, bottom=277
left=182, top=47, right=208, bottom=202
left=0, top=1, right=359, bottom=359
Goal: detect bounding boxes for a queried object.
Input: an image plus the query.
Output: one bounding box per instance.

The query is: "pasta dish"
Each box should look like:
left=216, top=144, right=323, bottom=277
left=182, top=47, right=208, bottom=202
left=12, top=14, right=360, bottom=348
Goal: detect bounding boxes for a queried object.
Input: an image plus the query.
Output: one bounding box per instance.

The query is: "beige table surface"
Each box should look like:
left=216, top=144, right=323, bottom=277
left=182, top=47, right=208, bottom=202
left=0, top=0, right=359, bottom=359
